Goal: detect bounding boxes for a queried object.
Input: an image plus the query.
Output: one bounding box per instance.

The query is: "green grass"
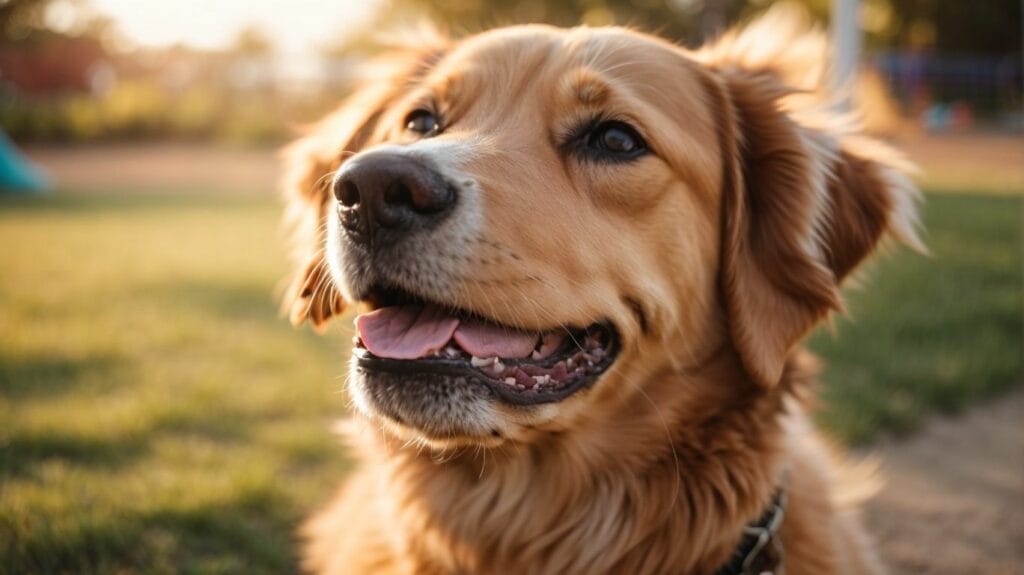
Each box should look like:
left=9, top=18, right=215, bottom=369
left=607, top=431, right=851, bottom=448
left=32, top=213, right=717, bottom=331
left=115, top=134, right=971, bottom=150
left=809, top=191, right=1023, bottom=444
left=0, top=192, right=351, bottom=574
left=1, top=189, right=1021, bottom=573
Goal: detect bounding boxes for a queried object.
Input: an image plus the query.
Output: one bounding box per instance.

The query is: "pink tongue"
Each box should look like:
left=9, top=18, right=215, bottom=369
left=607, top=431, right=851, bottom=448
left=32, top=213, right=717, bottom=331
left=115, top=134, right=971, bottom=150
left=355, top=305, right=539, bottom=360
left=453, top=320, right=538, bottom=358
left=355, top=305, right=459, bottom=360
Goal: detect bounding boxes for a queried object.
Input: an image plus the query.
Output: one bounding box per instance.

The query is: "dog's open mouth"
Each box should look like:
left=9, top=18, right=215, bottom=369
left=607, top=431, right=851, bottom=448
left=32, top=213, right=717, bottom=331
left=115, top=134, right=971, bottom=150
left=352, top=286, right=619, bottom=405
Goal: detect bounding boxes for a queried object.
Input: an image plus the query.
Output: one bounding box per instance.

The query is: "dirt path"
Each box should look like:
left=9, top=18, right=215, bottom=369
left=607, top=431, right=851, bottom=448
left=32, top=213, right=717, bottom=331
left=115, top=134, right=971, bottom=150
left=24, top=144, right=280, bottom=194
left=892, top=132, right=1024, bottom=193
left=865, top=387, right=1024, bottom=574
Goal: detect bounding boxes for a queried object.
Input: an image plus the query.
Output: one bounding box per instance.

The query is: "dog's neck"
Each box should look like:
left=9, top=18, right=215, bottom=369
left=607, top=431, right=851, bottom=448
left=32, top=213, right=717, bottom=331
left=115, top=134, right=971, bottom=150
left=360, top=346, right=808, bottom=574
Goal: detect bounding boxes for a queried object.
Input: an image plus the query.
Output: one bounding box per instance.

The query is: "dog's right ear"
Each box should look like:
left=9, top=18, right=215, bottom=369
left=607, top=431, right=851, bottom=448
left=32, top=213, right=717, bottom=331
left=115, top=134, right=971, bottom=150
left=696, top=7, right=922, bottom=387
left=281, top=34, right=449, bottom=331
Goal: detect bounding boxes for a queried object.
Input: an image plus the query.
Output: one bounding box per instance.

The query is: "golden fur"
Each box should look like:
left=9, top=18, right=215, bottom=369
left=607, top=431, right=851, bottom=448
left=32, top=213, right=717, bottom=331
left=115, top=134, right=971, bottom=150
left=281, top=8, right=920, bottom=574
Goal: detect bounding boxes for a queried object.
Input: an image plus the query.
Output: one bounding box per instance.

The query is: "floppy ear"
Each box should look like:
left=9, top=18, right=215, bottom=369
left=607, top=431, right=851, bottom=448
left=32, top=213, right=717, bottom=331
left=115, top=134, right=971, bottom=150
left=281, top=37, right=448, bottom=331
left=695, top=6, right=923, bottom=386
left=710, top=69, right=923, bottom=387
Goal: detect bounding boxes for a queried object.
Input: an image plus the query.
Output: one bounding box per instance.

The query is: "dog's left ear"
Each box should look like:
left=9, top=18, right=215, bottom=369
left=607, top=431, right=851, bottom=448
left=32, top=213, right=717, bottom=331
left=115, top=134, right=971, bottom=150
left=708, top=69, right=923, bottom=387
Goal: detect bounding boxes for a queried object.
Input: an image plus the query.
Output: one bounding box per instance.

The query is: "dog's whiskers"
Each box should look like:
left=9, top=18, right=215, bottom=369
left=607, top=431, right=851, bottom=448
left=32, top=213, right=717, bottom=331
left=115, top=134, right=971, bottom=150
left=311, top=168, right=340, bottom=195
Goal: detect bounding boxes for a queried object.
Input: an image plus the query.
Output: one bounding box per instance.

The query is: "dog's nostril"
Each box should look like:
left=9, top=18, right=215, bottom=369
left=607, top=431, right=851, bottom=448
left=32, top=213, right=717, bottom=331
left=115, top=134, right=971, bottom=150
left=417, top=185, right=455, bottom=214
left=383, top=181, right=412, bottom=209
left=383, top=180, right=453, bottom=215
left=336, top=180, right=360, bottom=208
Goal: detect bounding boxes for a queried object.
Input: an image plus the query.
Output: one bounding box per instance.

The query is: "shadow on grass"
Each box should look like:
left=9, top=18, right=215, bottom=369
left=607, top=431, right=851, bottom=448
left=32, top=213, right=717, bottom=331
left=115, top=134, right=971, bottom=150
left=0, top=352, right=124, bottom=399
left=0, top=431, right=149, bottom=479
left=2, top=489, right=300, bottom=575
left=137, top=279, right=282, bottom=326
left=0, top=403, right=265, bottom=480
left=151, top=408, right=256, bottom=444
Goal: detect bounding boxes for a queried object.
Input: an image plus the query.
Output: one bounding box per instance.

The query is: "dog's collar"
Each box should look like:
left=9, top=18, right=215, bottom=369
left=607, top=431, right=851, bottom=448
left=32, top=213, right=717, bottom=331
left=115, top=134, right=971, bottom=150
left=714, top=490, right=787, bottom=575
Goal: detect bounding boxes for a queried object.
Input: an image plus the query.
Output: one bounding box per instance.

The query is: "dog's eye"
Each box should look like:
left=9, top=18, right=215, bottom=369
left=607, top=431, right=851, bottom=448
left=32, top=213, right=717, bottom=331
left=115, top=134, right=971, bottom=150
left=405, top=110, right=440, bottom=136
left=582, top=121, right=646, bottom=160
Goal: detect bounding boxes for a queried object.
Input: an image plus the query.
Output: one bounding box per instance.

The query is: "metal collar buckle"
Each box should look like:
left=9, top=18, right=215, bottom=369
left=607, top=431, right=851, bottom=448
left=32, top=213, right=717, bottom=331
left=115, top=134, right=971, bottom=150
left=714, top=489, right=788, bottom=575
left=739, top=491, right=786, bottom=575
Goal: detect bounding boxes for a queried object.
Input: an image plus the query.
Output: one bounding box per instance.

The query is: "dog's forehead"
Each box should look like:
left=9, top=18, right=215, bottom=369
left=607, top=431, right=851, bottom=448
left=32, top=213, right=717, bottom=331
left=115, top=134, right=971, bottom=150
left=430, top=25, right=687, bottom=102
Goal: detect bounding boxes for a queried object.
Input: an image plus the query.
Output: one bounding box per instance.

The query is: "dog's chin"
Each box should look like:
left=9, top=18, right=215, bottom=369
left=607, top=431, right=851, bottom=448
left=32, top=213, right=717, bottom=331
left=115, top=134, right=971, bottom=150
left=347, top=319, right=620, bottom=447
left=348, top=364, right=504, bottom=446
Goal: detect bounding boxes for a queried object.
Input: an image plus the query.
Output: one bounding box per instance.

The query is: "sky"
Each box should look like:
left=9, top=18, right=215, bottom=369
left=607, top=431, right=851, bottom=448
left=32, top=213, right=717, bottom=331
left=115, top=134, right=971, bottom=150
left=75, top=0, right=383, bottom=55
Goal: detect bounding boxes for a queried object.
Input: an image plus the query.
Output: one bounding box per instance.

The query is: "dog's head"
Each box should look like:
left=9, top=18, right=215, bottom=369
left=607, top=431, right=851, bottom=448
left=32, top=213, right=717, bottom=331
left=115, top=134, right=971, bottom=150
left=282, top=15, right=921, bottom=449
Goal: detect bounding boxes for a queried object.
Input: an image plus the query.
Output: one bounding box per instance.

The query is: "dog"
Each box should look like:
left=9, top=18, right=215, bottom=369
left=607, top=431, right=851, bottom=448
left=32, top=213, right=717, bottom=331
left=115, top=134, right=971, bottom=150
left=280, top=8, right=922, bottom=574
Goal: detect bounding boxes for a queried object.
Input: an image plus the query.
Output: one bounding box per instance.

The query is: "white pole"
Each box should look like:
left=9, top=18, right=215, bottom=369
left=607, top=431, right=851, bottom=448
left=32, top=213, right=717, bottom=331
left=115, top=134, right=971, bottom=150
left=831, top=0, right=861, bottom=108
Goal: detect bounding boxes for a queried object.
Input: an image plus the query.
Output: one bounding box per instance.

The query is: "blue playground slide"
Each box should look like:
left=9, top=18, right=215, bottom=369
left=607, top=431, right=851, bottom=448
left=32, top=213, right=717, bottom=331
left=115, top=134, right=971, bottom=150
left=0, top=131, right=51, bottom=193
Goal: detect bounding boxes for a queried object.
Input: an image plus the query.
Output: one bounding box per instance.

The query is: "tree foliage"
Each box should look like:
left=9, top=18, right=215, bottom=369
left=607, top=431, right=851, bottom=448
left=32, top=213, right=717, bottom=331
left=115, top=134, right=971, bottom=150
left=1, top=0, right=53, bottom=43
left=370, top=0, right=1020, bottom=54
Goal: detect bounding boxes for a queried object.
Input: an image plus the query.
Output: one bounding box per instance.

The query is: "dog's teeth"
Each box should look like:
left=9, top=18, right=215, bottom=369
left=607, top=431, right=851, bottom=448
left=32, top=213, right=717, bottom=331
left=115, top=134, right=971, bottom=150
left=471, top=356, right=496, bottom=367
left=549, top=362, right=568, bottom=382
left=493, top=359, right=505, bottom=373
left=566, top=358, right=575, bottom=369
left=504, top=377, right=516, bottom=386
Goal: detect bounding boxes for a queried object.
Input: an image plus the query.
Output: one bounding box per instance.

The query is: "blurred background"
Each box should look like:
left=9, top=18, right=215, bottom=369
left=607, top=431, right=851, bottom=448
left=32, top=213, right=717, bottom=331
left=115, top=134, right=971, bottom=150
left=0, top=0, right=1020, bottom=573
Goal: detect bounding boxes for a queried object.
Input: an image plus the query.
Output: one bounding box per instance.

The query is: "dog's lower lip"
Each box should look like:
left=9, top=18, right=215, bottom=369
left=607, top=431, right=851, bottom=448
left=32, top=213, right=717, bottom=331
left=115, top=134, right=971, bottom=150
left=353, top=322, right=619, bottom=406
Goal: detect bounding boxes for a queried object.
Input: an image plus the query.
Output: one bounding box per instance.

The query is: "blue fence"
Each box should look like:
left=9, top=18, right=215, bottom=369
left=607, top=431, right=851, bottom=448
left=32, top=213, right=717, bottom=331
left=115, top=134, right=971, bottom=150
left=873, top=52, right=1022, bottom=114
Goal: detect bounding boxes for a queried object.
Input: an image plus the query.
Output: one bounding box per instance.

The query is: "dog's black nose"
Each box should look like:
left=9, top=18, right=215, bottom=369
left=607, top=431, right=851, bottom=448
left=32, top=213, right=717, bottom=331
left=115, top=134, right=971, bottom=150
left=333, top=152, right=455, bottom=243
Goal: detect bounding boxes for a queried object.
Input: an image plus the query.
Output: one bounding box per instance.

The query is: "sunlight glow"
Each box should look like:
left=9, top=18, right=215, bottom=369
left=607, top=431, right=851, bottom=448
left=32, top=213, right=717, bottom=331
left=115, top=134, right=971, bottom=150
left=86, top=0, right=381, bottom=54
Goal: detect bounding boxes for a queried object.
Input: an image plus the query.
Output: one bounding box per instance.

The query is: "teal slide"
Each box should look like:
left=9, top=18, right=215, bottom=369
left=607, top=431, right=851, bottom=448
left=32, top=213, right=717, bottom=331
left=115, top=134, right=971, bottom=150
left=0, top=131, right=50, bottom=193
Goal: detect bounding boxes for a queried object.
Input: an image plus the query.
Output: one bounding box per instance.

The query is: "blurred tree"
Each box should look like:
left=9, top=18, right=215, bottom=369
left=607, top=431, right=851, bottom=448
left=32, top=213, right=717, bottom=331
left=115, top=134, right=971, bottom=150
left=931, top=0, right=1020, bottom=55
left=1, top=0, right=113, bottom=48
left=376, top=0, right=756, bottom=46
left=226, top=25, right=276, bottom=93
left=229, top=25, right=275, bottom=58
left=1, top=0, right=53, bottom=43
left=366, top=0, right=1020, bottom=54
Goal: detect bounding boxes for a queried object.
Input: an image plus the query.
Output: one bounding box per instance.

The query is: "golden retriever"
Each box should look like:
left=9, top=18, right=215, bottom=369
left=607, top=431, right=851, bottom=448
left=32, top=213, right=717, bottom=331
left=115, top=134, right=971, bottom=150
left=280, top=8, right=921, bottom=574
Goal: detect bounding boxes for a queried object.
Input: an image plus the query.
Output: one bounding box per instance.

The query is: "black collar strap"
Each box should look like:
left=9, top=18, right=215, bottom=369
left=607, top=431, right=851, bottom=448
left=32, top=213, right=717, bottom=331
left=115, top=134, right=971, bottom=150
left=714, top=490, right=787, bottom=575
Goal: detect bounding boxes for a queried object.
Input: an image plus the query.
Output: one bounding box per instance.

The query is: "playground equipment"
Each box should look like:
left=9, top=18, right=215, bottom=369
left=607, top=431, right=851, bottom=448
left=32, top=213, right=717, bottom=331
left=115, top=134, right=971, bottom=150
left=0, top=131, right=50, bottom=194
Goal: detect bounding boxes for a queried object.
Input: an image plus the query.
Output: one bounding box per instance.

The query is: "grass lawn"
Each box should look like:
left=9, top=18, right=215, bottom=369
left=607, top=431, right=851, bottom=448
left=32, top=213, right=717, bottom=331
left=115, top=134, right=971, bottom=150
left=1, top=188, right=1021, bottom=573
left=809, top=191, right=1023, bottom=443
